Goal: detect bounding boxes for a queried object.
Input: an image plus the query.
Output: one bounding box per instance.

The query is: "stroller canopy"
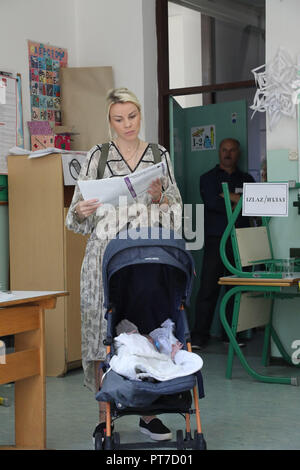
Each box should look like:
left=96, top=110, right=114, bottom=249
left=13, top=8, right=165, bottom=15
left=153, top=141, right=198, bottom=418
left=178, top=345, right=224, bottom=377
left=102, top=226, right=195, bottom=311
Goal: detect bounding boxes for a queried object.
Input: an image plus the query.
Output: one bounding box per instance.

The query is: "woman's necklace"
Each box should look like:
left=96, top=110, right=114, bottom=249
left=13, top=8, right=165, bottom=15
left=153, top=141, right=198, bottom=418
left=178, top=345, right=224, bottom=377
left=116, top=138, right=140, bottom=164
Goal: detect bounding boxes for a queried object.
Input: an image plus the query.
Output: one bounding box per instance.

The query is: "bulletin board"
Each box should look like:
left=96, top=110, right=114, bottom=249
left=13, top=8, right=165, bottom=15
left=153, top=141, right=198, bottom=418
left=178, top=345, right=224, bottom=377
left=60, top=66, right=114, bottom=151
left=28, top=40, right=68, bottom=126
left=0, top=73, right=24, bottom=174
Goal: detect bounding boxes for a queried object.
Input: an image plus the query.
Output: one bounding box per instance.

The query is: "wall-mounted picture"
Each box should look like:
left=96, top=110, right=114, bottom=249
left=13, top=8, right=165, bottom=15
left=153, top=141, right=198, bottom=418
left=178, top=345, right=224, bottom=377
left=191, top=124, right=216, bottom=151
left=28, top=40, right=68, bottom=126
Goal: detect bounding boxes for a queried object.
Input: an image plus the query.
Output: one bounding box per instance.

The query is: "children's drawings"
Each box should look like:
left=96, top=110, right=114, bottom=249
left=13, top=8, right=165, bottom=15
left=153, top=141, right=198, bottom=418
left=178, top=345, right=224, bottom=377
left=28, top=41, right=68, bottom=126
left=191, top=125, right=216, bottom=151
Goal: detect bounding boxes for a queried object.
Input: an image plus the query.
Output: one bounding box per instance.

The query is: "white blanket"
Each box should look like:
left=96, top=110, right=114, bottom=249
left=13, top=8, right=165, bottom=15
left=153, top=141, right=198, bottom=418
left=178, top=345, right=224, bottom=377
left=109, top=333, right=203, bottom=382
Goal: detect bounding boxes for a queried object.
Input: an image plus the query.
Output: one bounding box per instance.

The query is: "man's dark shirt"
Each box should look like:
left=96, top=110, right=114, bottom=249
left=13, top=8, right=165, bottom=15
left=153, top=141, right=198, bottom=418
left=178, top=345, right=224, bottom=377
left=200, top=164, right=255, bottom=238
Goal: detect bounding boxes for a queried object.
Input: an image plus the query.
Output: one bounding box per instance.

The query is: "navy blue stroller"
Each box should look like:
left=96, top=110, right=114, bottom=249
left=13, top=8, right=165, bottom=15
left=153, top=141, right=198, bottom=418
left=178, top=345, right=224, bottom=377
left=95, top=227, right=206, bottom=450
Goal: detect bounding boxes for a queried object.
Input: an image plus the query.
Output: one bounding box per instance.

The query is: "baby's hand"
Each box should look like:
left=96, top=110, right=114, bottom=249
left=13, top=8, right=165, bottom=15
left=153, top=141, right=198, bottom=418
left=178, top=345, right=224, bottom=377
left=171, top=341, right=183, bottom=360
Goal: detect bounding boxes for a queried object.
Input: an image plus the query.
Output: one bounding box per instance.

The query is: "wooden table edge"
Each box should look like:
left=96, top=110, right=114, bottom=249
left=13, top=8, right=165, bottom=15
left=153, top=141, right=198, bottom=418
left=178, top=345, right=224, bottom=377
left=218, top=277, right=300, bottom=287
left=0, top=291, right=69, bottom=308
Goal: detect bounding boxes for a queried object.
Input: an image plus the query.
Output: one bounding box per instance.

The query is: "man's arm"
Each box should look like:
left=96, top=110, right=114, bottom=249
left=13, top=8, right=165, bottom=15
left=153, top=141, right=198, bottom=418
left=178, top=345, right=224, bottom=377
left=219, top=172, right=255, bottom=208
left=219, top=191, right=240, bottom=208
left=200, top=173, right=229, bottom=214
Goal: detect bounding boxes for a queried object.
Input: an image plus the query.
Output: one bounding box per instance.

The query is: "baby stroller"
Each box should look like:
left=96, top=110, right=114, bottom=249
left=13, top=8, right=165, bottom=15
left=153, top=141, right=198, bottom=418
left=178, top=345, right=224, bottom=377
left=95, top=226, right=206, bottom=450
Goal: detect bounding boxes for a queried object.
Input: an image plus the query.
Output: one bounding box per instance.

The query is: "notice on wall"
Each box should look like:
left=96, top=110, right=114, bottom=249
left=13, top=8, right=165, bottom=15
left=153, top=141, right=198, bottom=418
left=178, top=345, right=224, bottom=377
left=191, top=124, right=216, bottom=151
left=28, top=40, right=68, bottom=126
left=61, top=153, right=87, bottom=185
left=0, top=74, right=24, bottom=174
left=242, top=183, right=289, bottom=217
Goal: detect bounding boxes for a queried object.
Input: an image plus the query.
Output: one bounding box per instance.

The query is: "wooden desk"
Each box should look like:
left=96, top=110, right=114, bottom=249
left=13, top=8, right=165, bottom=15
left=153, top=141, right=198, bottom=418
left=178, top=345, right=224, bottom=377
left=0, top=291, right=67, bottom=450
left=8, top=154, right=87, bottom=376
left=218, top=276, right=300, bottom=386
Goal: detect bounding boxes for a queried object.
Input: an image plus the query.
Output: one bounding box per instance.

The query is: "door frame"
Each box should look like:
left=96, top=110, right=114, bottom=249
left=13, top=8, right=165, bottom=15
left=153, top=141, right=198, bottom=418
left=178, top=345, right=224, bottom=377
left=156, top=0, right=256, bottom=149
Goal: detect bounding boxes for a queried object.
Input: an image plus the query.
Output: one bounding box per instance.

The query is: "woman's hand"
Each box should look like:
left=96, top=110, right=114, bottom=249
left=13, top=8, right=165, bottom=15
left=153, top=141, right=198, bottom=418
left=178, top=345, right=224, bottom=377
left=75, top=198, right=101, bottom=219
left=148, top=178, right=163, bottom=203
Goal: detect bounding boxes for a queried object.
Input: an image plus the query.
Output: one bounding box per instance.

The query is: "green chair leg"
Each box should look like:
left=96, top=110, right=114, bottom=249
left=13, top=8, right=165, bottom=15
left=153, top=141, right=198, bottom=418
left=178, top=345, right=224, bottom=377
left=225, top=292, right=241, bottom=379
left=220, top=286, right=298, bottom=385
left=262, top=323, right=271, bottom=367
left=262, top=298, right=274, bottom=367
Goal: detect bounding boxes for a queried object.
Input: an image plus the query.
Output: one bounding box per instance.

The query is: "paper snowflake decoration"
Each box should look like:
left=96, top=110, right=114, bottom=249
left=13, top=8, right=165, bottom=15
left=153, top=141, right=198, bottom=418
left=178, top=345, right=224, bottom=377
left=250, top=47, right=300, bottom=130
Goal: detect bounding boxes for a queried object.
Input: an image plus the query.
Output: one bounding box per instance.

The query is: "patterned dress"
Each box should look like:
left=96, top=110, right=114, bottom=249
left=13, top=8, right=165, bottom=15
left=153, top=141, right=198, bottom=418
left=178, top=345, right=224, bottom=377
left=65, top=141, right=182, bottom=391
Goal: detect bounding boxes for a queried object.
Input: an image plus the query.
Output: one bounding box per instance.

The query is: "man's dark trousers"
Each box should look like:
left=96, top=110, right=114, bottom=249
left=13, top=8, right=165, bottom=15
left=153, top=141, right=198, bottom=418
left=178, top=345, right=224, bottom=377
left=193, top=236, right=235, bottom=344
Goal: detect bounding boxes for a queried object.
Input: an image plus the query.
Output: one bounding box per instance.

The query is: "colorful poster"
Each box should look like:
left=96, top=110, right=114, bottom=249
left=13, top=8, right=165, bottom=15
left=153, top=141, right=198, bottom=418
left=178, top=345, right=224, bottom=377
left=28, top=41, right=68, bottom=126
left=191, top=125, right=216, bottom=151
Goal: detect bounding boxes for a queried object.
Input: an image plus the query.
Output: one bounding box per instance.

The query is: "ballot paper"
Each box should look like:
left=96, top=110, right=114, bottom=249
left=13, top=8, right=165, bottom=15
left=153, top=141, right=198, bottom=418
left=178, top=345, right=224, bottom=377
left=78, top=161, right=166, bottom=206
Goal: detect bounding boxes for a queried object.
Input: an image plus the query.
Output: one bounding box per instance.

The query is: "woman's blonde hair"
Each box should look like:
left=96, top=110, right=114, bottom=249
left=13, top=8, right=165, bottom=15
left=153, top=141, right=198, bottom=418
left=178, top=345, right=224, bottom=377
left=106, top=87, right=141, bottom=139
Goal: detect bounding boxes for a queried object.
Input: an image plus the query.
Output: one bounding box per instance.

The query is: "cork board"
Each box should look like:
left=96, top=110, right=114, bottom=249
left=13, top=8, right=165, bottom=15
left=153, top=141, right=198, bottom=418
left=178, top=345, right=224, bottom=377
left=60, top=66, right=114, bottom=151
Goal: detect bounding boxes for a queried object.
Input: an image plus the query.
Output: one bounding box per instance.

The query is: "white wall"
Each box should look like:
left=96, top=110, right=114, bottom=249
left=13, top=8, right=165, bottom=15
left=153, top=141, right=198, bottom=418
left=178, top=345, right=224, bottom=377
left=0, top=0, right=77, bottom=149
left=0, top=0, right=158, bottom=148
left=266, top=0, right=299, bottom=150
left=74, top=0, right=144, bottom=115
left=266, top=0, right=300, bottom=356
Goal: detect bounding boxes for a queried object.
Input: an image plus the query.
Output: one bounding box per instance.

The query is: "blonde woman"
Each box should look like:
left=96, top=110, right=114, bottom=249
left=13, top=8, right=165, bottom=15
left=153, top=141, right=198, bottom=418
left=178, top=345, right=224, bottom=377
left=66, top=87, right=182, bottom=444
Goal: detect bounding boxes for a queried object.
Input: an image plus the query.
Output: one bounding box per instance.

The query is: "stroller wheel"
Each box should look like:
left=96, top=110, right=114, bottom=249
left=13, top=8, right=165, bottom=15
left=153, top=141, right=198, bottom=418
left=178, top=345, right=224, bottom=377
left=113, top=432, right=120, bottom=450
left=194, top=430, right=207, bottom=450
left=104, top=436, right=113, bottom=450
left=176, top=430, right=184, bottom=450
left=94, top=433, right=104, bottom=451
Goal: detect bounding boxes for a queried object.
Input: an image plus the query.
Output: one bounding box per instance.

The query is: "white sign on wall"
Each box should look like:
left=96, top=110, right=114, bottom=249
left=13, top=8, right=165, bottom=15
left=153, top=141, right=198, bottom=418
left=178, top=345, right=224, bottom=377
left=191, top=125, right=216, bottom=151
left=242, top=183, right=289, bottom=217
left=61, top=153, right=87, bottom=185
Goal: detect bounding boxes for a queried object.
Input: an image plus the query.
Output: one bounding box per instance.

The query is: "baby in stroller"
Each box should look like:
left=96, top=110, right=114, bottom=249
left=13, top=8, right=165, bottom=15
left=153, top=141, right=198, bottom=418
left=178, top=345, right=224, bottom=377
left=111, top=318, right=203, bottom=383
left=95, top=227, right=207, bottom=450
left=116, top=318, right=183, bottom=359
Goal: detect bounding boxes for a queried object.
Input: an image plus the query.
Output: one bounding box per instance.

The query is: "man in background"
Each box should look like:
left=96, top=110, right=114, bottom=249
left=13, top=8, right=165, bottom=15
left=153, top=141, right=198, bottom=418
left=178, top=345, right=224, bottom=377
left=191, top=138, right=254, bottom=349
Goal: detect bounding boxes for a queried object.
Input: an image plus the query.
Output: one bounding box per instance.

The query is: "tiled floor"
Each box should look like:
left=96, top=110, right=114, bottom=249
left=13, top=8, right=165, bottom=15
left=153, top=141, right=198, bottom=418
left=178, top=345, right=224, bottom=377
left=1, top=332, right=300, bottom=450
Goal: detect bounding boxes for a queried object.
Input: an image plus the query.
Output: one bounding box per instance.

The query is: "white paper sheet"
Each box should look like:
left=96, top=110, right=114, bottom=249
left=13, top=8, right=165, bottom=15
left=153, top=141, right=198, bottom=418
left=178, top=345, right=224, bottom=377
left=78, top=161, right=166, bottom=206
left=9, top=146, right=29, bottom=155
left=250, top=48, right=299, bottom=130
left=9, top=146, right=87, bottom=158
left=61, top=153, right=87, bottom=185
left=0, top=75, right=18, bottom=173
left=242, top=182, right=289, bottom=217
left=28, top=147, right=87, bottom=158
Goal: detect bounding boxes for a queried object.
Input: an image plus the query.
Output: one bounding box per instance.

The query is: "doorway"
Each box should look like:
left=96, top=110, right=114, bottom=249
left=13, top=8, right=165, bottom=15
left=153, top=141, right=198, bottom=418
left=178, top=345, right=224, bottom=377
left=156, top=0, right=266, bottom=181
left=156, top=0, right=266, bottom=332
